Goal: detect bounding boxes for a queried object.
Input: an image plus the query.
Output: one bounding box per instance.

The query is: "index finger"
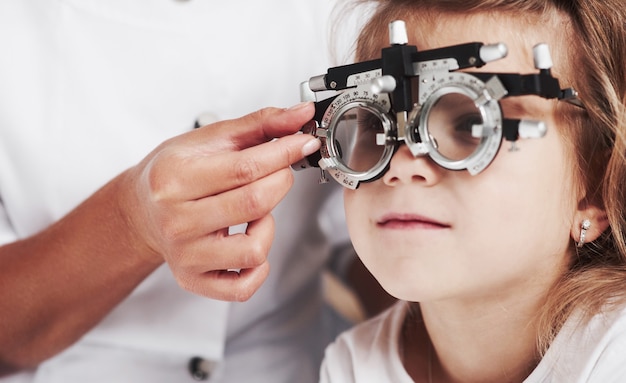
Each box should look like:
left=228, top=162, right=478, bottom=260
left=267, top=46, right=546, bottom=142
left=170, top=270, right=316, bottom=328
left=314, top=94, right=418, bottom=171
left=217, top=133, right=321, bottom=195
left=200, top=103, right=316, bottom=151
left=183, top=133, right=321, bottom=198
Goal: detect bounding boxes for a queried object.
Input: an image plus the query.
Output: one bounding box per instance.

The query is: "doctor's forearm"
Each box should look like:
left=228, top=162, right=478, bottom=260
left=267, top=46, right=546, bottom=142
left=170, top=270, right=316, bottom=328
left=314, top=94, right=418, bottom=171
left=0, top=175, right=163, bottom=374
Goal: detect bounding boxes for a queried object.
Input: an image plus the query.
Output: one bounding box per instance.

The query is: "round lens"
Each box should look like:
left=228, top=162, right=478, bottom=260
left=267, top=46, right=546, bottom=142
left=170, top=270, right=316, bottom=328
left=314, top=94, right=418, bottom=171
left=332, top=106, right=386, bottom=172
left=425, top=93, right=484, bottom=161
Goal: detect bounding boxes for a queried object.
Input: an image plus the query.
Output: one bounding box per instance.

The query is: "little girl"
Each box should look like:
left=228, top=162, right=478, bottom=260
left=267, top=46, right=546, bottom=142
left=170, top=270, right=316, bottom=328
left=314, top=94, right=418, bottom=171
left=315, top=0, right=626, bottom=381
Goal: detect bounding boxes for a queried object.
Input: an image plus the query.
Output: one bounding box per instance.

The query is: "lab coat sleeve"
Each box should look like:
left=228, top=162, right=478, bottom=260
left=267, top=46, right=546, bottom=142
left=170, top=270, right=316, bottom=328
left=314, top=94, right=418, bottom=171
left=0, top=199, right=18, bottom=246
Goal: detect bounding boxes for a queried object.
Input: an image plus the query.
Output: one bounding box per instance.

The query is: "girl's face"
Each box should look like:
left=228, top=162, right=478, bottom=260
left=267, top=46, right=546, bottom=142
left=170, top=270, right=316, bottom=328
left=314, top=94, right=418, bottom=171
left=344, top=12, right=579, bottom=303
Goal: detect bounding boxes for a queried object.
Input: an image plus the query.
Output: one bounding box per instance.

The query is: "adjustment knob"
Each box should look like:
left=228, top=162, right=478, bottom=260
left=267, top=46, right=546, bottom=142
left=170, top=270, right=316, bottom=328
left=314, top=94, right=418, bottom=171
left=518, top=120, right=547, bottom=139
left=479, top=43, right=508, bottom=63
left=389, top=20, right=408, bottom=45
left=533, top=43, right=553, bottom=70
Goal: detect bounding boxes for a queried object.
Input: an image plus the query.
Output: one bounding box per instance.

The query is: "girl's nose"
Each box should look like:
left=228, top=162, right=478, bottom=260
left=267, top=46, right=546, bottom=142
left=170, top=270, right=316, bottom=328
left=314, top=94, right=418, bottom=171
left=382, top=145, right=443, bottom=187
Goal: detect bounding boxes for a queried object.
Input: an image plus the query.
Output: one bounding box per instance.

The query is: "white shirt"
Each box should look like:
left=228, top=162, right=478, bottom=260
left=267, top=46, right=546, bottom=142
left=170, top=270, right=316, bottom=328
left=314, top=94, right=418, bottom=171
left=321, top=301, right=626, bottom=382
left=0, top=0, right=354, bottom=382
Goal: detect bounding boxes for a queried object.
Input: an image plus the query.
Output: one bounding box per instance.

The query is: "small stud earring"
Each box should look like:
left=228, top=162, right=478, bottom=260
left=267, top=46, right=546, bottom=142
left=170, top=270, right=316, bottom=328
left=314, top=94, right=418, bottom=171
left=577, top=219, right=591, bottom=248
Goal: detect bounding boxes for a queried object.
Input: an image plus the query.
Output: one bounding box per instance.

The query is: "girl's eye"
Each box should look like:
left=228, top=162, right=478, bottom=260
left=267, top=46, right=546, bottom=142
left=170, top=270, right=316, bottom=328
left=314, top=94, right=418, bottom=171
left=357, top=114, right=383, bottom=133
left=452, top=114, right=483, bottom=145
left=454, top=114, right=482, bottom=133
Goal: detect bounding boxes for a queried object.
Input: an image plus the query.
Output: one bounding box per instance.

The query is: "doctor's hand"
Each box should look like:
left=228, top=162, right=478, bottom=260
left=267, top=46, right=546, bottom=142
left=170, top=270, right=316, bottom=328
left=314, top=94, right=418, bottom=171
left=119, top=103, right=320, bottom=301
left=0, top=103, right=320, bottom=371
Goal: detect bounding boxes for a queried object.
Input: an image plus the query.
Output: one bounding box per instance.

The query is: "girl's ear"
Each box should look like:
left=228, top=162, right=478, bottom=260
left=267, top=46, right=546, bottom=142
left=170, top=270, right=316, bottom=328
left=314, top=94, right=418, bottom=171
left=571, top=202, right=610, bottom=245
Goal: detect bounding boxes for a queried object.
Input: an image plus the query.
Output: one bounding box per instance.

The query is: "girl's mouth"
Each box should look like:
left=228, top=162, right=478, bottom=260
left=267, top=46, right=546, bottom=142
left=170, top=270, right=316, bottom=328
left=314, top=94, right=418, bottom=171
left=377, top=213, right=450, bottom=230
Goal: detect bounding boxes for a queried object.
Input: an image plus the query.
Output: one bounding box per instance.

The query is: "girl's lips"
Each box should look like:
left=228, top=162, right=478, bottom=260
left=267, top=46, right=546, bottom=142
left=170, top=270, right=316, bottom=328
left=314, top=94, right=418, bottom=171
left=376, top=213, right=450, bottom=230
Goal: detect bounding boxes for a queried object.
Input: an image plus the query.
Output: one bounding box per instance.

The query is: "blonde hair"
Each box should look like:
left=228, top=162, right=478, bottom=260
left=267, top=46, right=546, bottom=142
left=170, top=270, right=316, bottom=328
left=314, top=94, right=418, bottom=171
left=350, top=0, right=626, bottom=354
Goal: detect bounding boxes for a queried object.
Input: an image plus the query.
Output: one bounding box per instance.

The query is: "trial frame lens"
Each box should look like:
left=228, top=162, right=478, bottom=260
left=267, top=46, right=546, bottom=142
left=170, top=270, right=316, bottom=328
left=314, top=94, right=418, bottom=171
left=326, top=100, right=396, bottom=182
left=412, top=83, right=504, bottom=174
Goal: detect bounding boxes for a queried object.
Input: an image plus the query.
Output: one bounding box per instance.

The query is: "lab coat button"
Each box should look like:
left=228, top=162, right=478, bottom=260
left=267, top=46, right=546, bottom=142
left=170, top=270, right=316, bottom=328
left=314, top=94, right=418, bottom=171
left=194, top=112, right=220, bottom=129
left=188, top=357, right=216, bottom=381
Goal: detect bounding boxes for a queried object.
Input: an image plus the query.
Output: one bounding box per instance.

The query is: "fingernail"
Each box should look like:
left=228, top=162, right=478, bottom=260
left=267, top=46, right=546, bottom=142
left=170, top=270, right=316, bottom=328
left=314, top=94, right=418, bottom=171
left=302, top=138, right=321, bottom=156
left=286, top=101, right=312, bottom=111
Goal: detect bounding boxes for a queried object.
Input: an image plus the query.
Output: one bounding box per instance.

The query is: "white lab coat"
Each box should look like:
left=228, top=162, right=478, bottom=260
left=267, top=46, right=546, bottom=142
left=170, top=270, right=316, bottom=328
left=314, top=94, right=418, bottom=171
left=0, top=0, right=355, bottom=382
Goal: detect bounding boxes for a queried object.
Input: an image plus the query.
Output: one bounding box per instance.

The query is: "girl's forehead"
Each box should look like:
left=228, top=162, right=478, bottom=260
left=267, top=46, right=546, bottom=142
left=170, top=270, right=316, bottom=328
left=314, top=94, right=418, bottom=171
left=410, top=14, right=549, bottom=70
